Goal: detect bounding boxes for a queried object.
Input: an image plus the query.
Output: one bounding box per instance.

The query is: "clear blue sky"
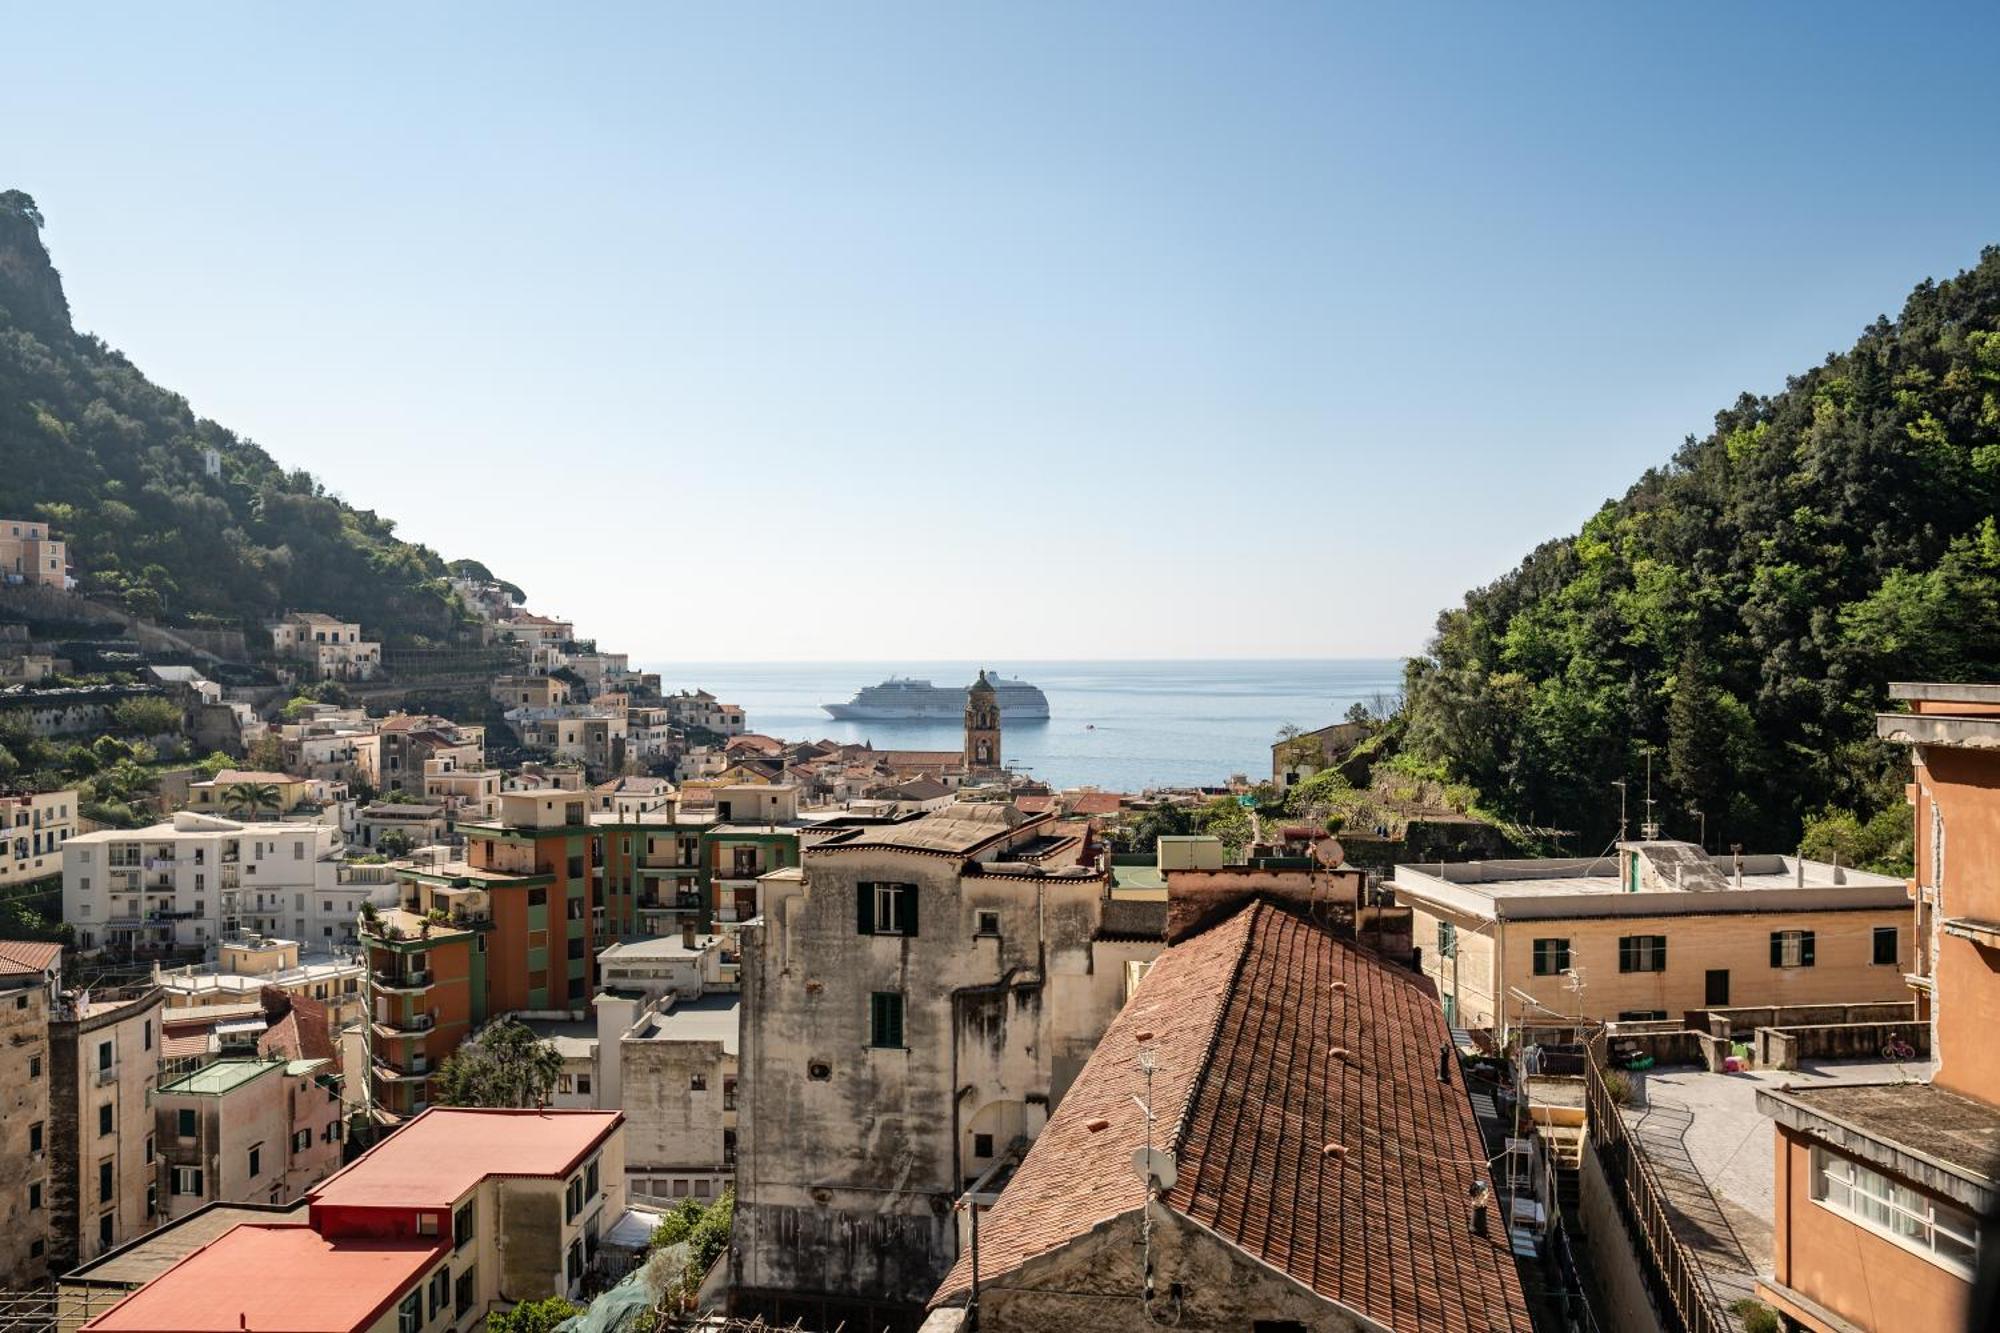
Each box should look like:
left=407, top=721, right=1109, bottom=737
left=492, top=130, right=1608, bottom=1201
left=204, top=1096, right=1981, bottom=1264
left=7, top=3, right=1998, bottom=661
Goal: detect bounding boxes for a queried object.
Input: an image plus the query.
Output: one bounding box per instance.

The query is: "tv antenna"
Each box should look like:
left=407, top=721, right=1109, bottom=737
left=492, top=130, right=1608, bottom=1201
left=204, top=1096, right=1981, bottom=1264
left=1640, top=752, right=1660, bottom=841
left=1129, top=1045, right=1180, bottom=1323
left=1611, top=778, right=1628, bottom=842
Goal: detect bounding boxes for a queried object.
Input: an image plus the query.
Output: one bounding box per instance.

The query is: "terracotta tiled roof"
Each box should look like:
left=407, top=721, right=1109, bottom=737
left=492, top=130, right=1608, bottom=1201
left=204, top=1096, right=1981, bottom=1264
left=0, top=939, right=61, bottom=976
left=1011, top=794, right=1058, bottom=814
left=933, top=902, right=1532, bottom=1331
left=1066, top=792, right=1129, bottom=816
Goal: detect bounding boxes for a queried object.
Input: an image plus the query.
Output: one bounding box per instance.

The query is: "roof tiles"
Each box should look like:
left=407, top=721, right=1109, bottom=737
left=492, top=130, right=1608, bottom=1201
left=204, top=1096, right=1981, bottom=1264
left=934, top=901, right=1532, bottom=1331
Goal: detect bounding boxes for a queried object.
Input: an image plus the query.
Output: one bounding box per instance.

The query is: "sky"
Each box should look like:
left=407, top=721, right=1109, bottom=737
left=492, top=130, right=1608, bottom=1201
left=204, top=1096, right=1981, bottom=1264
left=6, top=3, right=2000, bottom=662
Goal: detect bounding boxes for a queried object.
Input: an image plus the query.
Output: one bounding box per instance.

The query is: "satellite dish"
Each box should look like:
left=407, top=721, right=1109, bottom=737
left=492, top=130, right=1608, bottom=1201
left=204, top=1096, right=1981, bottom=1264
left=1314, top=836, right=1345, bottom=868
left=1132, top=1146, right=1178, bottom=1191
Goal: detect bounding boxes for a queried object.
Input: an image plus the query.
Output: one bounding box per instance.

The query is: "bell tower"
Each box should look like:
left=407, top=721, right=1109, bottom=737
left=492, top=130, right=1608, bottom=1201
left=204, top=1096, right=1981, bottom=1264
left=964, top=670, right=1001, bottom=775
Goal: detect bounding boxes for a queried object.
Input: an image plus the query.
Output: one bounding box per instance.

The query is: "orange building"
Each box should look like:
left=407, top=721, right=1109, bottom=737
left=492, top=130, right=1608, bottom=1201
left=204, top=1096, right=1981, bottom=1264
left=1758, top=682, right=2000, bottom=1332
left=361, top=790, right=600, bottom=1120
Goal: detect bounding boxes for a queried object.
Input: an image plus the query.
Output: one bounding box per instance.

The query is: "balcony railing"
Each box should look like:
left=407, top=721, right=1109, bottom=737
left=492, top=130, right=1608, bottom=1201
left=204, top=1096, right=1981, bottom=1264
left=375, top=1012, right=436, bottom=1035
left=371, top=969, right=432, bottom=991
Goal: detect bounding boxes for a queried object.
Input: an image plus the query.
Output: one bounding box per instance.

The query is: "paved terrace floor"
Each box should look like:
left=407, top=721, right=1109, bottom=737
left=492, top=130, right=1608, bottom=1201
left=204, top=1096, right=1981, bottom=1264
left=1619, top=1058, right=1926, bottom=1312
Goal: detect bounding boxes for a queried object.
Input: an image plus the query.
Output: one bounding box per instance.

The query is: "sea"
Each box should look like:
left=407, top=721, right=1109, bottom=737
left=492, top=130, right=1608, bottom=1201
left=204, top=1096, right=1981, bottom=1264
left=640, top=660, right=1407, bottom=792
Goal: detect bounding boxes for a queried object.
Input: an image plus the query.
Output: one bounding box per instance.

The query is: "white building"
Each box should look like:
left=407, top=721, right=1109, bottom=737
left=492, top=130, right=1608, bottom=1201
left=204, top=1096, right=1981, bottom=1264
left=2, top=789, right=76, bottom=886
left=265, top=612, right=382, bottom=683
left=63, top=812, right=367, bottom=955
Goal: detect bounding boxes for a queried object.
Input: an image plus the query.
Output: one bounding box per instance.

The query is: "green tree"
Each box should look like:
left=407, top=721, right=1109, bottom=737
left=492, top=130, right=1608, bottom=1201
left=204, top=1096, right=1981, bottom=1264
left=375, top=829, right=416, bottom=858
left=432, top=1019, right=564, bottom=1109
left=111, top=696, right=182, bottom=737
left=483, top=1296, right=580, bottom=1333
left=223, top=782, right=281, bottom=821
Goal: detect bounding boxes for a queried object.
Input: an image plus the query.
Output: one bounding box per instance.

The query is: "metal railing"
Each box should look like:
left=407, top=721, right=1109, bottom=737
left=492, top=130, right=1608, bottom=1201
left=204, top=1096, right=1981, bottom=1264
left=1583, top=1033, right=1727, bottom=1333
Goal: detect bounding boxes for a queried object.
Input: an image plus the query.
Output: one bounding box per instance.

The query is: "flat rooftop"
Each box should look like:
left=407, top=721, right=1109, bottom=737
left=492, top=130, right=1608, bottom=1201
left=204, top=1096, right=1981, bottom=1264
left=598, top=935, right=722, bottom=962
left=1394, top=845, right=1905, bottom=921
left=631, top=994, right=739, bottom=1053
left=66, top=1202, right=306, bottom=1290
left=1766, top=1080, right=2000, bottom=1185
left=82, top=1224, right=437, bottom=1333
left=159, top=1059, right=279, bottom=1097
left=310, top=1107, right=620, bottom=1210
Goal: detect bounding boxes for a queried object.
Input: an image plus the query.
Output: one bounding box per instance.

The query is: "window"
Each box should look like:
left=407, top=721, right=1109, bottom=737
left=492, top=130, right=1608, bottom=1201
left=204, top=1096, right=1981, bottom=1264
left=293, top=1129, right=311, bottom=1153
left=1874, top=926, right=1899, bottom=966
left=1771, top=930, right=1816, bottom=968
left=672, top=1178, right=689, bottom=1197
left=398, top=1290, right=422, bottom=1333
left=859, top=882, right=917, bottom=937
left=871, top=992, right=905, bottom=1049
left=568, top=855, right=585, bottom=879
left=455, top=1267, right=476, bottom=1317
left=974, top=909, right=1001, bottom=937
left=173, top=1166, right=204, bottom=1197
left=1814, top=1148, right=1978, bottom=1275
left=147, top=1182, right=158, bottom=1218
left=1618, top=1010, right=1669, bottom=1022
left=691, top=1073, right=707, bottom=1092
left=29, top=1182, right=41, bottom=1210
left=428, top=1269, right=450, bottom=1320
left=29, top=1055, right=38, bottom=1078
left=97, top=1040, right=113, bottom=1071
left=247, top=1144, right=261, bottom=1179
left=528, top=887, right=547, bottom=908
left=1532, top=938, right=1570, bottom=976
left=565, top=1175, right=584, bottom=1222
left=1618, top=935, right=1668, bottom=974
left=177, top=1109, right=196, bottom=1138
left=694, top=1179, right=711, bottom=1198
left=146, top=1135, right=154, bottom=1163
left=100, top=1213, right=113, bottom=1248
left=577, top=1074, right=591, bottom=1096
left=99, top=1160, right=113, bottom=1202
left=144, top=1021, right=152, bottom=1051
left=455, top=1202, right=476, bottom=1250
left=723, top=1077, right=737, bottom=1111
left=30, top=1121, right=42, bottom=1152
left=586, top=1157, right=599, bottom=1198
left=98, top=1104, right=113, bottom=1136
left=416, top=1213, right=439, bottom=1237
left=1437, top=920, right=1457, bottom=959
left=974, top=1133, right=994, bottom=1159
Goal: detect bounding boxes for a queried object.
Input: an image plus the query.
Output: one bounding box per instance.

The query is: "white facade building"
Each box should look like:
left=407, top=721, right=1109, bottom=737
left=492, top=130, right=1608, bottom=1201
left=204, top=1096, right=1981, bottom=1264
left=62, top=812, right=372, bottom=954
left=2, top=789, right=76, bottom=886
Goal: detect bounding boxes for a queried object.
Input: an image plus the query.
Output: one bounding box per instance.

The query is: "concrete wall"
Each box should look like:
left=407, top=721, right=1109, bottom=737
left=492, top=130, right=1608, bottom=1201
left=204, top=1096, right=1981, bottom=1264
left=49, top=992, right=163, bottom=1272
left=615, top=1035, right=733, bottom=1187
left=1921, top=744, right=2000, bottom=1105
left=1756, top=1021, right=1930, bottom=1071
left=1577, top=1141, right=1668, bottom=1333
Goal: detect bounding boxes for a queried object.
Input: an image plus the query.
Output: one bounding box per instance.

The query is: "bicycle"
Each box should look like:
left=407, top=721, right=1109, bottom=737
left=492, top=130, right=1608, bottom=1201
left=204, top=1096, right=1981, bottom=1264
left=1881, top=1032, right=1917, bottom=1062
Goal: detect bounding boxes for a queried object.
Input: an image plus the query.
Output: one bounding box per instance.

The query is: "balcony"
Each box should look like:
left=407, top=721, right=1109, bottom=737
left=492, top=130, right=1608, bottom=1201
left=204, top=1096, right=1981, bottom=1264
left=373, top=1011, right=436, bottom=1036
left=371, top=1059, right=431, bottom=1083
left=371, top=969, right=432, bottom=992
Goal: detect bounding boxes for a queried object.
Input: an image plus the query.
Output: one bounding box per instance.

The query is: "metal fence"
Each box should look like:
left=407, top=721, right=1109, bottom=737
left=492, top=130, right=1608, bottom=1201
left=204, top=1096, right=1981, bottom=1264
left=0, top=1286, right=133, bottom=1333
left=1582, top=1034, right=1728, bottom=1333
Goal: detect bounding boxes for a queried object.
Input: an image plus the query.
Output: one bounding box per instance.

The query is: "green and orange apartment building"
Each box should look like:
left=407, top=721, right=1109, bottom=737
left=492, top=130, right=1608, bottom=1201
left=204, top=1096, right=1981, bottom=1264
left=596, top=784, right=809, bottom=939
left=362, top=789, right=600, bottom=1120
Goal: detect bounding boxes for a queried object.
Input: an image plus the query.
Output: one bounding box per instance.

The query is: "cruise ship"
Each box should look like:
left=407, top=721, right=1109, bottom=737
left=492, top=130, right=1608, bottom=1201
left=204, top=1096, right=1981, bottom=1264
left=824, top=675, right=1051, bottom=721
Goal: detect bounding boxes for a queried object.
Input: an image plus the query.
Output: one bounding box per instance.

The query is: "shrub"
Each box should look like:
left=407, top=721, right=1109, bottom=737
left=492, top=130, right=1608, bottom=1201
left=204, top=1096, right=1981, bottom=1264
left=1601, top=1070, right=1634, bottom=1106
left=1729, top=1298, right=1779, bottom=1333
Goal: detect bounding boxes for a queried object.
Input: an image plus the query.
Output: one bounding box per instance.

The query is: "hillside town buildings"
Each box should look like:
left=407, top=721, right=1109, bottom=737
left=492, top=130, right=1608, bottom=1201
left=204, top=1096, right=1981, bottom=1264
left=0, top=516, right=69, bottom=587
left=3, top=787, right=75, bottom=885
left=0, top=940, right=62, bottom=1288
left=265, top=612, right=382, bottom=683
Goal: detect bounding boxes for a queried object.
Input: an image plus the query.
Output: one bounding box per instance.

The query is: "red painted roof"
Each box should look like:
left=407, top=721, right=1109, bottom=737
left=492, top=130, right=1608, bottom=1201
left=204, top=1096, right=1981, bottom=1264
left=0, top=939, right=61, bottom=975
left=83, top=1224, right=438, bottom=1333
left=310, top=1107, right=620, bottom=1209
left=933, top=902, right=1532, bottom=1331
left=1066, top=792, right=1128, bottom=816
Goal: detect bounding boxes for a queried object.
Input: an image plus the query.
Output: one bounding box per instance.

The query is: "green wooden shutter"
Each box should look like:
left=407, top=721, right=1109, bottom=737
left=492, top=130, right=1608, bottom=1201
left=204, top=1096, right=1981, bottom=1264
left=857, top=883, right=874, bottom=935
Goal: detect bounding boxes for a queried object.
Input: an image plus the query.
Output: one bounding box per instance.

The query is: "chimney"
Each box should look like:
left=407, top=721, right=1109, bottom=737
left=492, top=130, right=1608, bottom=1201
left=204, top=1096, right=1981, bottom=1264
left=1437, top=1043, right=1454, bottom=1085
left=1832, top=853, right=1846, bottom=886
left=1795, top=858, right=1805, bottom=888
left=1469, top=1179, right=1490, bottom=1237
left=681, top=921, right=697, bottom=951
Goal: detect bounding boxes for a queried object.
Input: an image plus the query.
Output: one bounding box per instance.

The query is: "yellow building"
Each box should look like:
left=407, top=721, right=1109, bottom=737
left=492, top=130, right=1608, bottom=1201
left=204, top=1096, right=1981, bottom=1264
left=0, top=517, right=67, bottom=587
left=1392, top=840, right=1911, bottom=1034
left=185, top=769, right=316, bottom=817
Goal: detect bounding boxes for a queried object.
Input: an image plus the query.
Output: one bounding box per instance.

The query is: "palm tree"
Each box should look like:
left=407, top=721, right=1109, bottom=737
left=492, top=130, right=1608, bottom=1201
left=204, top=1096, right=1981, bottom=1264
left=223, top=782, right=281, bottom=821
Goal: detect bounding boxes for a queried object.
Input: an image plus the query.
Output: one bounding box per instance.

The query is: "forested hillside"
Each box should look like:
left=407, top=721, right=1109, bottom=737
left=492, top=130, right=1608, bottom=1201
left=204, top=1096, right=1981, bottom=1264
left=0, top=190, right=493, bottom=643
left=1399, top=248, right=2000, bottom=867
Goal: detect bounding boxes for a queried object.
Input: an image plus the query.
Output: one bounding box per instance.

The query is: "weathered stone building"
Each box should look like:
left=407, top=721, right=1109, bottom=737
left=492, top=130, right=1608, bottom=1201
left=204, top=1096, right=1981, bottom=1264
left=732, top=802, right=1165, bottom=1327
left=48, top=986, right=165, bottom=1274
left=0, top=941, right=62, bottom=1287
